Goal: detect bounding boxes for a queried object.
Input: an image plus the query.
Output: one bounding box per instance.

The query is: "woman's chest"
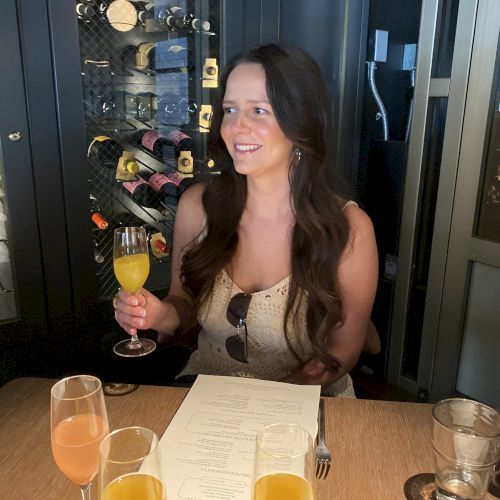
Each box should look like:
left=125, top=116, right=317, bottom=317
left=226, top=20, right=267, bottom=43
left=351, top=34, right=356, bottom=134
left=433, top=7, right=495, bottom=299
left=230, top=221, right=292, bottom=293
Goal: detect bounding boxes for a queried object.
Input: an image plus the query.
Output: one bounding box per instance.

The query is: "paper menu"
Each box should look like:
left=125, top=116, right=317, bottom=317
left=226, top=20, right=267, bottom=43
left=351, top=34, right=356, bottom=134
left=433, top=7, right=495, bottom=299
left=158, top=375, right=321, bottom=500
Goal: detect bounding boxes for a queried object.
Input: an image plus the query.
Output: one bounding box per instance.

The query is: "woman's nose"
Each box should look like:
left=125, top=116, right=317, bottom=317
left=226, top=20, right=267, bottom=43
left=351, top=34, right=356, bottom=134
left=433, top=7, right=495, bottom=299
left=231, top=112, right=250, bottom=132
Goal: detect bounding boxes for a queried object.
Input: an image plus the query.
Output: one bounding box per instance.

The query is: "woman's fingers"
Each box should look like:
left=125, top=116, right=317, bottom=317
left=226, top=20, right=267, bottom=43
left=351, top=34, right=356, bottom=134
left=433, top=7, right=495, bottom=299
left=113, top=289, right=148, bottom=335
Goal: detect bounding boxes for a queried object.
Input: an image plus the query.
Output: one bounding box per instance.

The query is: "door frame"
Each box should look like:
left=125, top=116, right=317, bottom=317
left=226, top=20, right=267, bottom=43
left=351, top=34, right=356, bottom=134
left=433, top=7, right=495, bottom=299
left=387, top=0, right=479, bottom=395
left=421, top=0, right=500, bottom=401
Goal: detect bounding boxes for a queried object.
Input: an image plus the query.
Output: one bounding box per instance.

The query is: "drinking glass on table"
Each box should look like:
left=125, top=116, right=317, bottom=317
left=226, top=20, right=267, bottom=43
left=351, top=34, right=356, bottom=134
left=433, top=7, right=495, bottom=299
left=51, top=375, right=109, bottom=500
left=99, top=426, right=165, bottom=500
left=113, top=226, right=156, bottom=357
left=432, top=398, right=500, bottom=500
left=253, top=422, right=316, bottom=500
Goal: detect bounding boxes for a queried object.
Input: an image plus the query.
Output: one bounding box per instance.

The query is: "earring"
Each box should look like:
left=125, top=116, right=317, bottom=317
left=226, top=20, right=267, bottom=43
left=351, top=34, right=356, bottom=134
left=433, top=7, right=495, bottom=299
left=294, top=147, right=302, bottom=163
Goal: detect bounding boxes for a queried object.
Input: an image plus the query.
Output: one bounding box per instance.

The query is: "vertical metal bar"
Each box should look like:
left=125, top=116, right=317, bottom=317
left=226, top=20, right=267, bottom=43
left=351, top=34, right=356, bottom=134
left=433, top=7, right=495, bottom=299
left=387, top=0, right=440, bottom=385
left=417, top=0, right=479, bottom=398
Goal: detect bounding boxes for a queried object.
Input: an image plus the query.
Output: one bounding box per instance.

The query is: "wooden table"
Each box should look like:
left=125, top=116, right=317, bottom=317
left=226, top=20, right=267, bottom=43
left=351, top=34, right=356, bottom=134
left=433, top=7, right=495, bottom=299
left=0, top=377, right=492, bottom=499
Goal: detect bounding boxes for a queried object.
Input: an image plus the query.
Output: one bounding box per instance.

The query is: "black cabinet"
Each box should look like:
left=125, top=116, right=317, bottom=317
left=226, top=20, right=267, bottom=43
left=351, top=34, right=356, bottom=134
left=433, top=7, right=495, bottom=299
left=0, top=0, right=225, bottom=383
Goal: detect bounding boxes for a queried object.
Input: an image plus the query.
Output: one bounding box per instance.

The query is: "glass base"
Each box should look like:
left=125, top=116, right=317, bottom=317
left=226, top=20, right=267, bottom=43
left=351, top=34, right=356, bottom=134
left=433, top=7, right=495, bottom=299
left=113, top=337, right=156, bottom=357
left=404, top=473, right=437, bottom=500
left=103, top=383, right=139, bottom=396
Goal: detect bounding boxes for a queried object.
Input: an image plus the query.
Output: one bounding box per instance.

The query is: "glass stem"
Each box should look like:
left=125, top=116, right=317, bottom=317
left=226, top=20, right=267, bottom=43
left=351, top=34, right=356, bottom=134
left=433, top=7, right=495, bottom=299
left=130, top=334, right=140, bottom=343
left=80, top=483, right=91, bottom=500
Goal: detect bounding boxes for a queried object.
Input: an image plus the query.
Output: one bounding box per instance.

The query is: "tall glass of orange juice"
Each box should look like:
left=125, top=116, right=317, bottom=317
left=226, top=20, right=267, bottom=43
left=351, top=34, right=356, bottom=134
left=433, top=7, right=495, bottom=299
left=112, top=226, right=156, bottom=357
left=50, top=375, right=109, bottom=500
left=253, top=422, right=316, bottom=500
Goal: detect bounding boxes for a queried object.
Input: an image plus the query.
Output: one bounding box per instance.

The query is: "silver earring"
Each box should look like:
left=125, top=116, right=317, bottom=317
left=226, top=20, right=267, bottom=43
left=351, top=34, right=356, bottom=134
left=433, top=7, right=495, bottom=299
left=294, top=147, right=301, bottom=163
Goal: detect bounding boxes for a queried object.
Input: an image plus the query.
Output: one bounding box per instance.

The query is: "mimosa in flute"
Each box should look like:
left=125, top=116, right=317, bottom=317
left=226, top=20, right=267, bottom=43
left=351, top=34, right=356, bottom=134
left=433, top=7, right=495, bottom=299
left=112, top=226, right=156, bottom=357
left=50, top=375, right=109, bottom=500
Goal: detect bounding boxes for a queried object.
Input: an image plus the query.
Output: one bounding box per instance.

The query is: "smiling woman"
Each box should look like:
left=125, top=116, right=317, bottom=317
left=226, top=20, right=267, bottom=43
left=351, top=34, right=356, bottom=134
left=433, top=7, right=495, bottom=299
left=220, top=63, right=294, bottom=180
left=113, top=43, right=378, bottom=397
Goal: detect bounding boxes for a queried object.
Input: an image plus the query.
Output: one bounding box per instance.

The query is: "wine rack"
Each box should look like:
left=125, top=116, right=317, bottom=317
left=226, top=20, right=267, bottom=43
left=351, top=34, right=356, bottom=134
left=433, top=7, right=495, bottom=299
left=76, top=0, right=221, bottom=300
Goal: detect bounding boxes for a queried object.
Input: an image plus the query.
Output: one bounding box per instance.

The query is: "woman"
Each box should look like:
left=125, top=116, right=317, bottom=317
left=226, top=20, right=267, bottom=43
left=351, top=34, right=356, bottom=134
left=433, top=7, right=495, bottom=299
left=114, top=43, right=378, bottom=396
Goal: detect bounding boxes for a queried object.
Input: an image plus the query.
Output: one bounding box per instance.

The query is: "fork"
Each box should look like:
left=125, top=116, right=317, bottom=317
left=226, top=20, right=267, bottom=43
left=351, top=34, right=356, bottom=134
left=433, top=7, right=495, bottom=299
left=315, top=398, right=332, bottom=479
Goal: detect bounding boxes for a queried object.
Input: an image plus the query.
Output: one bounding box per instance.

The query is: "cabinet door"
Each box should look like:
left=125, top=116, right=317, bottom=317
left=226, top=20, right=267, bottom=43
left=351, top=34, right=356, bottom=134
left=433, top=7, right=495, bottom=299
left=0, top=0, right=48, bottom=345
left=50, top=0, right=222, bottom=312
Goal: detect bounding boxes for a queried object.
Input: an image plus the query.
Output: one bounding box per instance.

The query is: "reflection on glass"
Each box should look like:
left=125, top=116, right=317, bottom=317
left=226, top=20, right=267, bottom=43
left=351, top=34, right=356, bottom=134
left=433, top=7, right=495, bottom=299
left=0, top=171, right=17, bottom=321
left=475, top=34, right=500, bottom=242
left=78, top=0, right=221, bottom=300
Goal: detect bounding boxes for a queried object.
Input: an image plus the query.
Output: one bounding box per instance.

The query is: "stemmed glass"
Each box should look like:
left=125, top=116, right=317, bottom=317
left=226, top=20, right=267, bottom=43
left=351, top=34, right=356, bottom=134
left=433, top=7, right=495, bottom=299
left=50, top=375, right=109, bottom=500
left=99, top=426, right=165, bottom=500
left=113, top=226, right=156, bottom=357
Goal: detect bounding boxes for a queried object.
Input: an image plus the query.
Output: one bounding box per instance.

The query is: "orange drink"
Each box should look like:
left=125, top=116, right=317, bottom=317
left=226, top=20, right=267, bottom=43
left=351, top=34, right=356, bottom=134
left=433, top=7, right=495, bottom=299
left=101, top=473, right=164, bottom=500
left=51, top=413, right=108, bottom=485
left=113, top=253, right=149, bottom=293
left=253, top=473, right=314, bottom=500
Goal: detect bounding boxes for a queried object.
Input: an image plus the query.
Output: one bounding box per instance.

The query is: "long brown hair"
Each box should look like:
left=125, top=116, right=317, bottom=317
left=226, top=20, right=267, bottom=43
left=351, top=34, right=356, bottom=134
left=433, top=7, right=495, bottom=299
left=180, top=44, right=350, bottom=374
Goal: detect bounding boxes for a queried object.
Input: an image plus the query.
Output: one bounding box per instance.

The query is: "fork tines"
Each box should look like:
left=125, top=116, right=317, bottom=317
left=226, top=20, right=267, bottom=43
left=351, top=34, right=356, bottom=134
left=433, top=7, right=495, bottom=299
left=315, top=398, right=332, bottom=479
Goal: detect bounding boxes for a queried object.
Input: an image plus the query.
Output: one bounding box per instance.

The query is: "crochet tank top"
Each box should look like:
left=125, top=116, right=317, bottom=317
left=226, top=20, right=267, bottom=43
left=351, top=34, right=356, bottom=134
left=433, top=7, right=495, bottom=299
left=177, top=201, right=358, bottom=397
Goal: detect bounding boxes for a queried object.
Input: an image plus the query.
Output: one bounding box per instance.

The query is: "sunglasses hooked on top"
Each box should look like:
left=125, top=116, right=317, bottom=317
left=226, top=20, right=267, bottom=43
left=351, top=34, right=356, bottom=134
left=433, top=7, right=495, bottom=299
left=226, top=292, right=252, bottom=363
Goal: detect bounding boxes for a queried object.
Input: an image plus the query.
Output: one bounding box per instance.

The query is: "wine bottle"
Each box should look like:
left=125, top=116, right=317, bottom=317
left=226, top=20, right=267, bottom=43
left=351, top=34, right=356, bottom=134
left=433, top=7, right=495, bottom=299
left=135, top=42, right=156, bottom=70
left=93, top=239, right=105, bottom=264
left=88, top=136, right=123, bottom=167
left=105, top=0, right=137, bottom=31
left=134, top=1, right=154, bottom=24
left=167, top=171, right=195, bottom=196
left=145, top=227, right=170, bottom=261
left=161, top=6, right=210, bottom=33
left=90, top=194, right=109, bottom=230
left=76, top=3, right=96, bottom=21
left=141, top=171, right=178, bottom=201
left=135, top=128, right=194, bottom=160
left=115, top=152, right=139, bottom=181
left=136, top=92, right=158, bottom=121
left=120, top=176, right=160, bottom=208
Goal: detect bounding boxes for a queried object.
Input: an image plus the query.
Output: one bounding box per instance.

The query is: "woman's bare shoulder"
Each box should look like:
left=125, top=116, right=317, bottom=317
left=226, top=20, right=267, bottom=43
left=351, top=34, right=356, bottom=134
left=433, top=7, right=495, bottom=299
left=175, top=182, right=207, bottom=236
left=341, top=200, right=373, bottom=234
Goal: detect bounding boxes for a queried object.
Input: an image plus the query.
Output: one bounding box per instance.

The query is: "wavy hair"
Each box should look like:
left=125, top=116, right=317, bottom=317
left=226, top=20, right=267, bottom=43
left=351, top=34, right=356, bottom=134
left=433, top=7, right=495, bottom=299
left=180, top=44, right=350, bottom=374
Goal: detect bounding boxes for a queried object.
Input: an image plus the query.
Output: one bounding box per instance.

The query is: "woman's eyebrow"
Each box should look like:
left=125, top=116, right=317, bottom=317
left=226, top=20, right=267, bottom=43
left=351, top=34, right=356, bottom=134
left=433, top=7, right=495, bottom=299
left=222, top=98, right=270, bottom=104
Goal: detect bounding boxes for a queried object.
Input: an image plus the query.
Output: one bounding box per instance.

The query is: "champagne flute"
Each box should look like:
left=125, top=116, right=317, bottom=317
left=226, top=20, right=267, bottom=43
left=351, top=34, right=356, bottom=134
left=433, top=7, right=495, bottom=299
left=99, top=426, right=165, bottom=500
left=113, top=226, right=156, bottom=357
left=51, top=375, right=110, bottom=500
left=253, top=422, right=316, bottom=500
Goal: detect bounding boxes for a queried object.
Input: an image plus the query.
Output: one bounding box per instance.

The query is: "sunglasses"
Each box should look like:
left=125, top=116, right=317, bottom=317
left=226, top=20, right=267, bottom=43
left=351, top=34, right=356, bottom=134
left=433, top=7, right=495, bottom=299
left=226, top=292, right=252, bottom=363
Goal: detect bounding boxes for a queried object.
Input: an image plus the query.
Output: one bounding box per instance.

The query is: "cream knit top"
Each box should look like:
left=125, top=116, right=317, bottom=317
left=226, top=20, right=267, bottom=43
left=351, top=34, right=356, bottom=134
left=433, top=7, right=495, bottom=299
left=177, top=202, right=358, bottom=398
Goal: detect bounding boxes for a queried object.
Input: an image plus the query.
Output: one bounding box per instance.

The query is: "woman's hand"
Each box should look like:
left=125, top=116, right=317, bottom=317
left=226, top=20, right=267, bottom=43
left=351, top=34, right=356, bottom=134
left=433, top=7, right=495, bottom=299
left=282, top=358, right=336, bottom=387
left=113, top=288, right=164, bottom=337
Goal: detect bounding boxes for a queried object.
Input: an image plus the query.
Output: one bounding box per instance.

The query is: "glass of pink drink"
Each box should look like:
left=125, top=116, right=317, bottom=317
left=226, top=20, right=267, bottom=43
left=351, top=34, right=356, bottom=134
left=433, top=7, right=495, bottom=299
left=51, top=375, right=109, bottom=499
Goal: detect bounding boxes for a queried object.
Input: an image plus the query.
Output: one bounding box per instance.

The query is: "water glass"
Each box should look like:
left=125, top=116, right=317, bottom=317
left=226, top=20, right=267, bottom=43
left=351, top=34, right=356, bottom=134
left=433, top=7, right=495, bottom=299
left=432, top=398, right=500, bottom=499
left=253, top=422, right=316, bottom=500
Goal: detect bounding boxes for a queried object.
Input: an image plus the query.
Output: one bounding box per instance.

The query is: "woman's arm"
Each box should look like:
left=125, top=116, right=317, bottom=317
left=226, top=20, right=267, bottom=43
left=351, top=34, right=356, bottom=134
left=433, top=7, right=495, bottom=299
left=113, top=183, right=206, bottom=338
left=283, top=205, right=378, bottom=387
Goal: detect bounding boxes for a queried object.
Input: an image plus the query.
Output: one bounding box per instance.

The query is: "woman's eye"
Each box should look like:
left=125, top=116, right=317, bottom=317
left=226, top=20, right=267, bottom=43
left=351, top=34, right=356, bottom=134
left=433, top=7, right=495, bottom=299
left=254, top=107, right=267, bottom=115
left=223, top=106, right=235, bottom=114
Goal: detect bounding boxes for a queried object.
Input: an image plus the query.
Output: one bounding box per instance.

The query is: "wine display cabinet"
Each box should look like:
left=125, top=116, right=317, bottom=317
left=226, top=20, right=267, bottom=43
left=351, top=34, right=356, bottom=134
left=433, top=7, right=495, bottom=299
left=77, top=0, right=221, bottom=300
left=0, top=0, right=278, bottom=380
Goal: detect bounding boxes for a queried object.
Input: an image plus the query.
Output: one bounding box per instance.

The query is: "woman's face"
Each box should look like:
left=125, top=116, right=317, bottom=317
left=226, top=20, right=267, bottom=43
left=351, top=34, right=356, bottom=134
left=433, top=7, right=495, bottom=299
left=220, top=63, right=294, bottom=179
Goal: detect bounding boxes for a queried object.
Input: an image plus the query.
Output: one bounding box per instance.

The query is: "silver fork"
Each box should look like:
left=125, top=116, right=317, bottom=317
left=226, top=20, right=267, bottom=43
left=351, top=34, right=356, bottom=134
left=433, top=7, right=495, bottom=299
left=315, top=398, right=332, bottom=479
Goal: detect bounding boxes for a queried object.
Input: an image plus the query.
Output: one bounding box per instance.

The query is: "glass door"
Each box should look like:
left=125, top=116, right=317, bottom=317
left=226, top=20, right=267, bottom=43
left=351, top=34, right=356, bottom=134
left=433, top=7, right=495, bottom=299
left=0, top=0, right=48, bottom=342
left=73, top=0, right=221, bottom=301
left=425, top=0, right=500, bottom=406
